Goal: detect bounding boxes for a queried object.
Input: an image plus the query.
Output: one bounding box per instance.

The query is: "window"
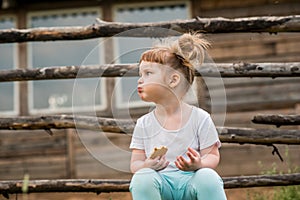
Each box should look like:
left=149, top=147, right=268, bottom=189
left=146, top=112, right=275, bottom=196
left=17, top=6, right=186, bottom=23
left=27, top=8, right=106, bottom=114
left=113, top=2, right=190, bottom=108
left=0, top=16, right=18, bottom=115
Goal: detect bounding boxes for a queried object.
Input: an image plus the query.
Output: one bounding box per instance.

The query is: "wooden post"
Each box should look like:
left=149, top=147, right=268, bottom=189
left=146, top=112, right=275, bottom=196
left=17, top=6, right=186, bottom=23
left=65, top=129, right=76, bottom=178
left=102, top=1, right=115, bottom=117
left=17, top=8, right=28, bottom=116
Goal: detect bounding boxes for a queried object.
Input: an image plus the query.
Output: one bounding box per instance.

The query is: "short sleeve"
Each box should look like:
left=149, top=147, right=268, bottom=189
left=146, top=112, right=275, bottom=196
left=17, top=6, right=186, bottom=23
left=129, top=118, right=145, bottom=150
left=198, top=115, right=221, bottom=150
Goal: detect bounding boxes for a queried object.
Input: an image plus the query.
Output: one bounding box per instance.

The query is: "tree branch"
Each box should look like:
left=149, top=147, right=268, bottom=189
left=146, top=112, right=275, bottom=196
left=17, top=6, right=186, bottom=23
left=0, top=15, right=299, bottom=43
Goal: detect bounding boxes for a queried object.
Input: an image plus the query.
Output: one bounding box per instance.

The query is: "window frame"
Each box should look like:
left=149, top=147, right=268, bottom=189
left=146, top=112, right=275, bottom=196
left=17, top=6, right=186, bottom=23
left=26, top=7, right=107, bottom=114
left=0, top=15, right=19, bottom=116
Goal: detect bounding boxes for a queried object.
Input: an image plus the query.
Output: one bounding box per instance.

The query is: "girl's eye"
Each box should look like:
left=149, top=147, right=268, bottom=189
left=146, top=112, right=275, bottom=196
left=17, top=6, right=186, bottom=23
left=146, top=72, right=151, bottom=75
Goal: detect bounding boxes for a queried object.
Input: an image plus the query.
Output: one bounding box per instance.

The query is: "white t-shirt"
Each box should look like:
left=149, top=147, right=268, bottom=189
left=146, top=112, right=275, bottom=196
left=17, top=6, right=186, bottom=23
left=130, top=106, right=221, bottom=172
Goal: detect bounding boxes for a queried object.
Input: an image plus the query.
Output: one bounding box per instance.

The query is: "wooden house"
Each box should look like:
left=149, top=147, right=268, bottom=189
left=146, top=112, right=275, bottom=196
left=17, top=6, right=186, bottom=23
left=0, top=1, right=299, bottom=199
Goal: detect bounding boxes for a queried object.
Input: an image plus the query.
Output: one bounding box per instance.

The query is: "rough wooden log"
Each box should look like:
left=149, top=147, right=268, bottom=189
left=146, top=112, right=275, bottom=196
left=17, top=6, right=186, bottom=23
left=0, top=173, right=299, bottom=197
left=252, top=114, right=300, bottom=127
left=0, top=115, right=299, bottom=145
left=217, top=126, right=300, bottom=145
left=0, top=64, right=138, bottom=82
left=0, top=179, right=131, bottom=196
left=223, top=173, right=300, bottom=189
left=0, top=15, right=299, bottom=43
left=202, top=62, right=300, bottom=78
left=0, top=62, right=299, bottom=82
left=0, top=115, right=134, bottom=134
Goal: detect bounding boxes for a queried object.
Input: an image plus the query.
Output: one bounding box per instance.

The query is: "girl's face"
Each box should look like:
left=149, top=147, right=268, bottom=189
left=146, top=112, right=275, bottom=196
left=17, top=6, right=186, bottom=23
left=137, top=61, right=171, bottom=103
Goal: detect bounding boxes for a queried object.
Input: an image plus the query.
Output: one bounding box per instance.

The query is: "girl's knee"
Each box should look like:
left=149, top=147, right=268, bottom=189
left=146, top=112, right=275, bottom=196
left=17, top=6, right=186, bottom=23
left=130, top=168, right=161, bottom=192
left=186, top=168, right=226, bottom=199
left=196, top=168, right=220, bottom=178
left=191, top=168, right=223, bottom=188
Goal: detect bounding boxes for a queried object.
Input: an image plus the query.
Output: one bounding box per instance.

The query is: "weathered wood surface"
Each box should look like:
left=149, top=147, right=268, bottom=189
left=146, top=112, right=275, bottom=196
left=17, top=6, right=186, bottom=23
left=200, top=62, right=300, bottom=78
left=207, top=77, right=300, bottom=112
left=212, top=81, right=300, bottom=110
left=0, top=130, right=67, bottom=159
left=0, top=173, right=299, bottom=197
left=252, top=114, right=300, bottom=127
left=0, top=64, right=138, bottom=82
left=0, top=15, right=299, bottom=43
left=0, top=115, right=134, bottom=134
left=217, top=127, right=300, bottom=145
left=0, top=179, right=131, bottom=198
left=0, top=115, right=299, bottom=145
left=223, top=173, right=300, bottom=189
left=0, top=62, right=299, bottom=82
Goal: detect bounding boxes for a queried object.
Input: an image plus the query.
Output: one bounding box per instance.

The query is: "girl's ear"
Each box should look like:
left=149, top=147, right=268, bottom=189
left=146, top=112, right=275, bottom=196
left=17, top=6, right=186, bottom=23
left=169, top=73, right=181, bottom=88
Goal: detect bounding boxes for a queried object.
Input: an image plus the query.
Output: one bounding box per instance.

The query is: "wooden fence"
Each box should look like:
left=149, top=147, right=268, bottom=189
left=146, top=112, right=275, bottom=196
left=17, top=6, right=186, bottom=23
left=0, top=15, right=300, bottom=198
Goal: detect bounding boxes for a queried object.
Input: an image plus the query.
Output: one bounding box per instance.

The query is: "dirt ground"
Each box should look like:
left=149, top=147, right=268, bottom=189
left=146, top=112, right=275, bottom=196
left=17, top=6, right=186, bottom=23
left=1, top=188, right=276, bottom=200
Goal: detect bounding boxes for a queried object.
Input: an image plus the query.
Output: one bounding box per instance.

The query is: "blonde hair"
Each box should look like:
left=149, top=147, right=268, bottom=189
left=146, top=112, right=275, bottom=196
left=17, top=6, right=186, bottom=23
left=140, top=33, right=210, bottom=85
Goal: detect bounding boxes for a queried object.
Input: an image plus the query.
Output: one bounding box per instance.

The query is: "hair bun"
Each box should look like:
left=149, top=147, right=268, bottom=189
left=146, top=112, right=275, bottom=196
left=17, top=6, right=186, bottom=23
left=174, top=33, right=210, bottom=67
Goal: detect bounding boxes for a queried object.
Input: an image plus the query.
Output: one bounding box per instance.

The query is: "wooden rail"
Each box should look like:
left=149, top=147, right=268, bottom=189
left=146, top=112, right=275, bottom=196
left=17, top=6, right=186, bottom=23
left=252, top=114, right=300, bottom=127
left=0, top=15, right=299, bottom=43
left=1, top=173, right=300, bottom=198
left=0, top=115, right=299, bottom=145
left=0, top=62, right=299, bottom=82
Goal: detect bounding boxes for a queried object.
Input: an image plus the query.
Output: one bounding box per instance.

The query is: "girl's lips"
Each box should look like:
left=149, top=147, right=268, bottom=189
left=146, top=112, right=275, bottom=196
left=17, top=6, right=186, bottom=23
left=137, top=87, right=143, bottom=93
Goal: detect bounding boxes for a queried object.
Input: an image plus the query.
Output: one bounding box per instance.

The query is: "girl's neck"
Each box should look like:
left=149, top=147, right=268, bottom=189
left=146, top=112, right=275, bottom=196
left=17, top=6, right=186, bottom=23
left=154, top=101, right=193, bottom=131
left=155, top=100, right=187, bottom=116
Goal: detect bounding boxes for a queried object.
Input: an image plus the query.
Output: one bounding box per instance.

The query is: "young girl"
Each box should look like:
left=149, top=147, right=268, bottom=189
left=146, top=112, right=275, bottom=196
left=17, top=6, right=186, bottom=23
left=129, top=33, right=227, bottom=200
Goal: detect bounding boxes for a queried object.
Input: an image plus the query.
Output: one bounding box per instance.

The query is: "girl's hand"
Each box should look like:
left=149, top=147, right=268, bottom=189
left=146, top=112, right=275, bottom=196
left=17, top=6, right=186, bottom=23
left=144, top=155, right=169, bottom=171
left=175, top=147, right=202, bottom=171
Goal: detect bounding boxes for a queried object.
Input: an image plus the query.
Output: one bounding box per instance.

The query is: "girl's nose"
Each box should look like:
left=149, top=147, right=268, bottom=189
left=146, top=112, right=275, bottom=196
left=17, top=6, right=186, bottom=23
left=138, top=76, right=143, bottom=84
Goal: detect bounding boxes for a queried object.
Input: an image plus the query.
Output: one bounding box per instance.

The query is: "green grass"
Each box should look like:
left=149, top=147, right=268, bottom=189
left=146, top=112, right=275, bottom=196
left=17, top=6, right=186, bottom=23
left=248, top=147, right=300, bottom=200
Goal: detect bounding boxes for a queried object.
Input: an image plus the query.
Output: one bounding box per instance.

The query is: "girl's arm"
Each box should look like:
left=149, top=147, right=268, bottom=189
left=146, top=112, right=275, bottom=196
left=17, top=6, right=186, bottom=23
left=175, top=143, right=220, bottom=171
left=199, top=143, right=220, bottom=169
left=130, top=149, right=147, bottom=173
left=130, top=149, right=169, bottom=173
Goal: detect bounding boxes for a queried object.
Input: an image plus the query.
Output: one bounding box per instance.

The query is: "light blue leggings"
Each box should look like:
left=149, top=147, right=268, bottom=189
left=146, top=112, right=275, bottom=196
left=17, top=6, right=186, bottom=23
left=130, top=168, right=227, bottom=200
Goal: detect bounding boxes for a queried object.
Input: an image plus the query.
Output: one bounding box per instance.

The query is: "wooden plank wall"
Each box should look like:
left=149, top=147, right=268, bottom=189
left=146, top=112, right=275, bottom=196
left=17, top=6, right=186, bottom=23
left=208, top=33, right=300, bottom=62
left=203, top=32, right=300, bottom=113
left=73, top=131, right=132, bottom=179
left=0, top=130, right=67, bottom=180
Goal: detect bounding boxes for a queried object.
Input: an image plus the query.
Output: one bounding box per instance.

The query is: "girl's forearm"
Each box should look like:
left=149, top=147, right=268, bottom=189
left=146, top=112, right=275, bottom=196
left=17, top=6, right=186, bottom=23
left=130, top=160, right=145, bottom=173
left=200, top=154, right=220, bottom=169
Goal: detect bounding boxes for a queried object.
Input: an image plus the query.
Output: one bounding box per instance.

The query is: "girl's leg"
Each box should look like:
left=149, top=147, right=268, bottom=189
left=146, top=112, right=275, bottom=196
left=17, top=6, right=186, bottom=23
left=183, top=168, right=227, bottom=200
left=130, top=168, right=173, bottom=200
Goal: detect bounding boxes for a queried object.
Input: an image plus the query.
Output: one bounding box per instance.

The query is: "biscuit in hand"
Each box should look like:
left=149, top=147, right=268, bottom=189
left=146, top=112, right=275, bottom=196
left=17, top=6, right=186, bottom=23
left=150, top=146, right=168, bottom=159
